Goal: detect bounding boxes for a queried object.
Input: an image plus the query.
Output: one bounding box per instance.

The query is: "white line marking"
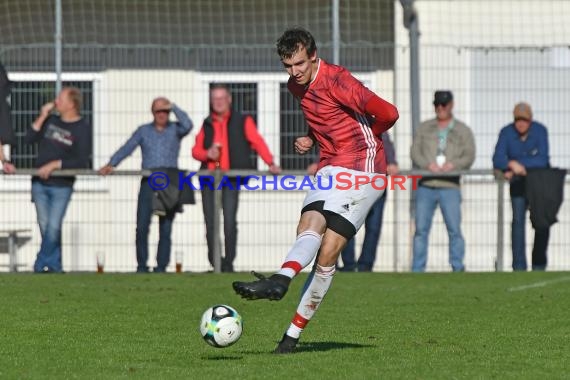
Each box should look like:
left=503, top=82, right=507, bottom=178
left=507, top=276, right=570, bottom=292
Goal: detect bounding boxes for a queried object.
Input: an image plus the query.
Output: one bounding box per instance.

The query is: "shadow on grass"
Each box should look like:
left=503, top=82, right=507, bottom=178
left=295, top=341, right=374, bottom=353
left=202, top=354, right=243, bottom=360
left=209, top=341, right=374, bottom=357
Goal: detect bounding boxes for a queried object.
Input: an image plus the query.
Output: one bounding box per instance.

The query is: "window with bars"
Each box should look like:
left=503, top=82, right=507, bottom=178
left=208, top=82, right=257, bottom=121
left=10, top=80, right=93, bottom=169
left=279, top=83, right=318, bottom=171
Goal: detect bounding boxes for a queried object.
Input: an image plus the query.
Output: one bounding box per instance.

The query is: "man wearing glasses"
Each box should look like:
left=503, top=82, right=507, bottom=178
left=99, top=97, right=193, bottom=272
left=492, top=102, right=557, bottom=271
left=410, top=90, right=475, bottom=272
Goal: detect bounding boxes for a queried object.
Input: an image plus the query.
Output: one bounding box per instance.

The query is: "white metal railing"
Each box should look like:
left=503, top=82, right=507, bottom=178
left=1, top=169, right=568, bottom=273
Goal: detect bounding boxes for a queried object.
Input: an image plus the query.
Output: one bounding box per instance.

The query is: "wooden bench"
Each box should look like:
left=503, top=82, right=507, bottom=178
left=0, top=229, right=32, bottom=272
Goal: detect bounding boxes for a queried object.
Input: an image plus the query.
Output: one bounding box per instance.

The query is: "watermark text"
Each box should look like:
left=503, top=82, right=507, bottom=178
left=148, top=171, right=422, bottom=191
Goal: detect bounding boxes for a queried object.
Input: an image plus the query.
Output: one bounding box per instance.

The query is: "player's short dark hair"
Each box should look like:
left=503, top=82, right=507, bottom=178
left=276, top=28, right=317, bottom=59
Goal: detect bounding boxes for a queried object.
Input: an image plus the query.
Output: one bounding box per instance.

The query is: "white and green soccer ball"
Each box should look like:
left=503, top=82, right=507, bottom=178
left=200, top=304, right=243, bottom=347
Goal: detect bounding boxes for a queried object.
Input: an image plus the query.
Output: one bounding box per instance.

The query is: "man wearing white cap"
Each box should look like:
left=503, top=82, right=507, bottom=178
left=492, top=102, right=551, bottom=271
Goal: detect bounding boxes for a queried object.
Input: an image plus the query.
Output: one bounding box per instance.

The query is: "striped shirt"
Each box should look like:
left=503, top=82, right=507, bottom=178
left=288, top=59, right=390, bottom=174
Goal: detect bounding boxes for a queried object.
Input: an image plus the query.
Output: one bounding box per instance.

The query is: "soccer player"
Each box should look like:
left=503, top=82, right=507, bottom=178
left=232, top=28, right=399, bottom=353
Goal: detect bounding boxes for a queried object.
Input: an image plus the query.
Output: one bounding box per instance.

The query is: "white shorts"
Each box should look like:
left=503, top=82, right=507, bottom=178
left=302, top=165, right=385, bottom=232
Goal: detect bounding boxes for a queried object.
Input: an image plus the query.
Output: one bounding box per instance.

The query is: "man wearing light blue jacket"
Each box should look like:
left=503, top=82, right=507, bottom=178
left=99, top=97, right=193, bottom=273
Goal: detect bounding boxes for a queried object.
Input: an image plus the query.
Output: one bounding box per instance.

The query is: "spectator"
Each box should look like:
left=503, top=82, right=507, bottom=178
left=0, top=61, right=16, bottom=174
left=26, top=87, right=92, bottom=273
left=99, top=97, right=192, bottom=273
left=492, top=102, right=553, bottom=271
left=339, top=132, right=398, bottom=272
left=192, top=84, right=281, bottom=273
left=410, top=90, right=475, bottom=272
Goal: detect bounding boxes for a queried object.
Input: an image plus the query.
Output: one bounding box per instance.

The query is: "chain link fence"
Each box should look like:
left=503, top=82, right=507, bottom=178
left=1, top=0, right=569, bottom=272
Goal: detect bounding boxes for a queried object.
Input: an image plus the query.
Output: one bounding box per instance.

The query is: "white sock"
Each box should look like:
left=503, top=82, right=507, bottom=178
left=277, top=231, right=322, bottom=279
left=285, top=264, right=336, bottom=338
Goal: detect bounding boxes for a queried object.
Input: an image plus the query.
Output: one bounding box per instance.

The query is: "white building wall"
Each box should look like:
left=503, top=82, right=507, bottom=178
left=2, top=1, right=569, bottom=272
left=394, top=0, right=570, bottom=169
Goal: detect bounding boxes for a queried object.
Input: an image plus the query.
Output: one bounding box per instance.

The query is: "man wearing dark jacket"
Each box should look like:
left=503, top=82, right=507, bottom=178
left=192, top=84, right=281, bottom=272
left=338, top=132, right=398, bottom=272
left=26, top=87, right=92, bottom=273
left=493, top=102, right=551, bottom=271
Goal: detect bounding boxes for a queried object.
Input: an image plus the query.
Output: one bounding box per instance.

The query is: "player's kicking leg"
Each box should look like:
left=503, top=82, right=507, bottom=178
left=272, top=168, right=383, bottom=353
left=232, top=210, right=326, bottom=300
left=274, top=224, right=348, bottom=354
left=233, top=167, right=382, bottom=353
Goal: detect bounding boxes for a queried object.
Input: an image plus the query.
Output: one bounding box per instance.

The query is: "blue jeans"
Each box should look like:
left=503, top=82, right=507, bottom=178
left=412, top=185, right=465, bottom=272
left=31, top=181, right=73, bottom=273
left=136, top=180, right=175, bottom=272
left=340, top=192, right=387, bottom=272
left=511, top=195, right=550, bottom=271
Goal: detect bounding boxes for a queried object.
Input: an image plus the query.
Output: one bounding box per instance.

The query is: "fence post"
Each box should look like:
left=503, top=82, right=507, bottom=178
left=212, top=169, right=223, bottom=273
left=495, top=173, right=505, bottom=272
left=392, top=185, right=399, bottom=272
left=400, top=0, right=420, bottom=259
left=331, top=0, right=340, bottom=65
left=54, top=0, right=62, bottom=94
left=8, top=231, right=16, bottom=273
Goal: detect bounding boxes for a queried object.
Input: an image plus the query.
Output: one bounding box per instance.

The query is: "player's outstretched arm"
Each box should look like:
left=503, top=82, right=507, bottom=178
left=365, top=95, right=399, bottom=135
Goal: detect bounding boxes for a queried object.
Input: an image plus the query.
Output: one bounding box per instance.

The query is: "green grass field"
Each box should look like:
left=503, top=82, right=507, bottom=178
left=1, top=272, right=569, bottom=379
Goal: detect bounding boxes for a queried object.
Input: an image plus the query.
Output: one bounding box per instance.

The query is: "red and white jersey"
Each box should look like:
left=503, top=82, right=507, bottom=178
left=288, top=59, right=387, bottom=174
